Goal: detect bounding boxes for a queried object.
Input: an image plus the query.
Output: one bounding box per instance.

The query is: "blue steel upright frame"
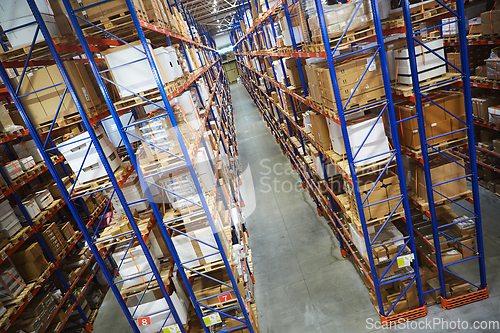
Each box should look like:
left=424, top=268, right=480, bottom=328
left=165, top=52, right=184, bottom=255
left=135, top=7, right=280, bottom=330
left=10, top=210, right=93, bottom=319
left=61, top=0, right=256, bottom=332
left=400, top=0, right=488, bottom=307
left=232, top=0, right=426, bottom=322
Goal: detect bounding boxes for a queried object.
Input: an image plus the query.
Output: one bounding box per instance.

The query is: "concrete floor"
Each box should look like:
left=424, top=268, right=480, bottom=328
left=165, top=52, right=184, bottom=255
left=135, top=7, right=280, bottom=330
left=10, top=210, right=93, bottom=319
left=92, top=82, right=500, bottom=333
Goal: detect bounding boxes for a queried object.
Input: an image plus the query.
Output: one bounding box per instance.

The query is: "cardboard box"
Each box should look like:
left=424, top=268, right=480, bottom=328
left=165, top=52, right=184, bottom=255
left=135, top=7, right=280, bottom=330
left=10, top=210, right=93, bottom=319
left=16, top=260, right=49, bottom=282
left=309, top=112, right=331, bottom=151
left=10, top=61, right=101, bottom=128
left=426, top=277, right=450, bottom=302
left=411, top=152, right=467, bottom=202
left=450, top=282, right=470, bottom=297
left=458, top=237, right=476, bottom=258
left=452, top=217, right=475, bottom=237
left=11, top=243, right=43, bottom=265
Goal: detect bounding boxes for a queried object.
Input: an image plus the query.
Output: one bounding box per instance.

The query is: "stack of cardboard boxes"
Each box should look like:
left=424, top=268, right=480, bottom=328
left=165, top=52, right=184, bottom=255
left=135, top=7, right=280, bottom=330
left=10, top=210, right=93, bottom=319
left=41, top=223, right=68, bottom=261
left=395, top=92, right=466, bottom=150
left=411, top=152, right=468, bottom=202
left=13, top=293, right=57, bottom=333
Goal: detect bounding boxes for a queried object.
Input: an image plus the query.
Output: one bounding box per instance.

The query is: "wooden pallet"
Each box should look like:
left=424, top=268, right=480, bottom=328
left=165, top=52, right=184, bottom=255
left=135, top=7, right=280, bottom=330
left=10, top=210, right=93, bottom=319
left=403, top=137, right=467, bottom=159
left=411, top=189, right=473, bottom=212
left=393, top=73, right=461, bottom=97
left=323, top=93, right=387, bottom=119
left=329, top=23, right=376, bottom=48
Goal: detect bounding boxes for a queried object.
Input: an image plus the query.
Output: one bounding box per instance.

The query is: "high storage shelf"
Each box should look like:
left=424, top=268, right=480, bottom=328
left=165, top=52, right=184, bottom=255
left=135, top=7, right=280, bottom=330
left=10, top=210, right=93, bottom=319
left=443, top=34, right=500, bottom=193
left=0, top=1, right=258, bottom=333
left=232, top=0, right=487, bottom=324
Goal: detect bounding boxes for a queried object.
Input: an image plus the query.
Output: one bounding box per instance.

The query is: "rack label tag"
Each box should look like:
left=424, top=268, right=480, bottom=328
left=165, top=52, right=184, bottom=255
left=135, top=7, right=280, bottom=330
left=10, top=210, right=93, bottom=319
left=203, top=313, right=222, bottom=326
left=218, top=293, right=233, bottom=303
left=397, top=254, right=415, bottom=268
left=138, top=317, right=151, bottom=326
left=162, top=325, right=181, bottom=333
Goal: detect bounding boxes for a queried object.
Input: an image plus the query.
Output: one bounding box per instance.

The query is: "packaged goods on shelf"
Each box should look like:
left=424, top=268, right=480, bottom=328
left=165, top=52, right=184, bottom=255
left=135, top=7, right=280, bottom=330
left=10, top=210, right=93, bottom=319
left=109, top=174, right=149, bottom=216
left=306, top=111, right=331, bottom=151
left=0, top=0, right=74, bottom=49
left=488, top=105, right=500, bottom=123
left=2, top=160, right=24, bottom=180
left=347, top=170, right=404, bottom=222
left=485, top=58, right=500, bottom=80
left=101, top=111, right=139, bottom=149
left=272, top=60, right=286, bottom=84
left=11, top=242, right=50, bottom=281
left=135, top=114, right=189, bottom=162
left=304, top=59, right=328, bottom=105
left=14, top=293, right=57, bottom=333
left=327, top=114, right=390, bottom=166
left=61, top=222, right=76, bottom=242
left=441, top=17, right=458, bottom=38
left=481, top=9, right=500, bottom=36
left=160, top=171, right=200, bottom=208
left=19, top=156, right=36, bottom=171
left=278, top=11, right=305, bottom=46
left=0, top=263, right=25, bottom=302
left=48, top=176, right=73, bottom=199
left=154, top=46, right=183, bottom=83
left=57, top=127, right=120, bottom=184
left=410, top=152, right=467, bottom=202
left=0, top=199, right=22, bottom=238
left=0, top=104, right=24, bottom=133
left=307, top=0, right=381, bottom=42
left=395, top=92, right=465, bottom=150
left=10, top=61, right=102, bottom=128
left=41, top=223, right=67, bottom=260
left=284, top=57, right=307, bottom=88
left=13, top=140, right=43, bottom=163
left=126, top=292, right=188, bottom=332
left=102, top=40, right=170, bottom=98
left=112, top=241, right=160, bottom=288
left=21, top=197, right=42, bottom=219
left=170, top=91, right=203, bottom=131
left=312, top=54, right=385, bottom=110
left=393, top=39, right=445, bottom=84
left=33, top=189, right=55, bottom=210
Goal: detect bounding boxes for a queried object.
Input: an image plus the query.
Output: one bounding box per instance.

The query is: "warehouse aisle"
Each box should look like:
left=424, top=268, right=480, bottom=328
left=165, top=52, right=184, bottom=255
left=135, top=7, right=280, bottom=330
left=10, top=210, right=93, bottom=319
left=232, top=81, right=500, bottom=333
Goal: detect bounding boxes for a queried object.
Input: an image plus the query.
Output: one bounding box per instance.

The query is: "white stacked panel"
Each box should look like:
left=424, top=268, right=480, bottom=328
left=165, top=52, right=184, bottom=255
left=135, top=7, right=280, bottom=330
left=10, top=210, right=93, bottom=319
left=101, top=112, right=139, bottom=149
left=327, top=115, right=390, bottom=167
left=0, top=0, right=60, bottom=49
left=19, top=156, right=35, bottom=171
left=0, top=264, right=25, bottom=302
left=1, top=160, right=23, bottom=180
left=394, top=39, right=445, bottom=84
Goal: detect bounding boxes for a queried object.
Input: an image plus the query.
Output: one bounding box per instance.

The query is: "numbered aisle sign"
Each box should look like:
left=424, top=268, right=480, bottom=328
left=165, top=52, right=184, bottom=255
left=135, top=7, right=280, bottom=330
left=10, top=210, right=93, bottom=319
left=162, top=324, right=181, bottom=333
left=138, top=317, right=151, bottom=326
left=203, top=313, right=222, bottom=326
left=218, top=293, right=233, bottom=303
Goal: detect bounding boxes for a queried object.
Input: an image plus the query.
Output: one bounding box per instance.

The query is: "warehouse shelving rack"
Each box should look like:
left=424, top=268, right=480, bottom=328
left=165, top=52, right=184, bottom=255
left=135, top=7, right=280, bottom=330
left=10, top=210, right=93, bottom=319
left=0, top=1, right=254, bottom=333
left=0, top=1, right=187, bottom=332
left=399, top=0, right=488, bottom=308
left=232, top=0, right=427, bottom=324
